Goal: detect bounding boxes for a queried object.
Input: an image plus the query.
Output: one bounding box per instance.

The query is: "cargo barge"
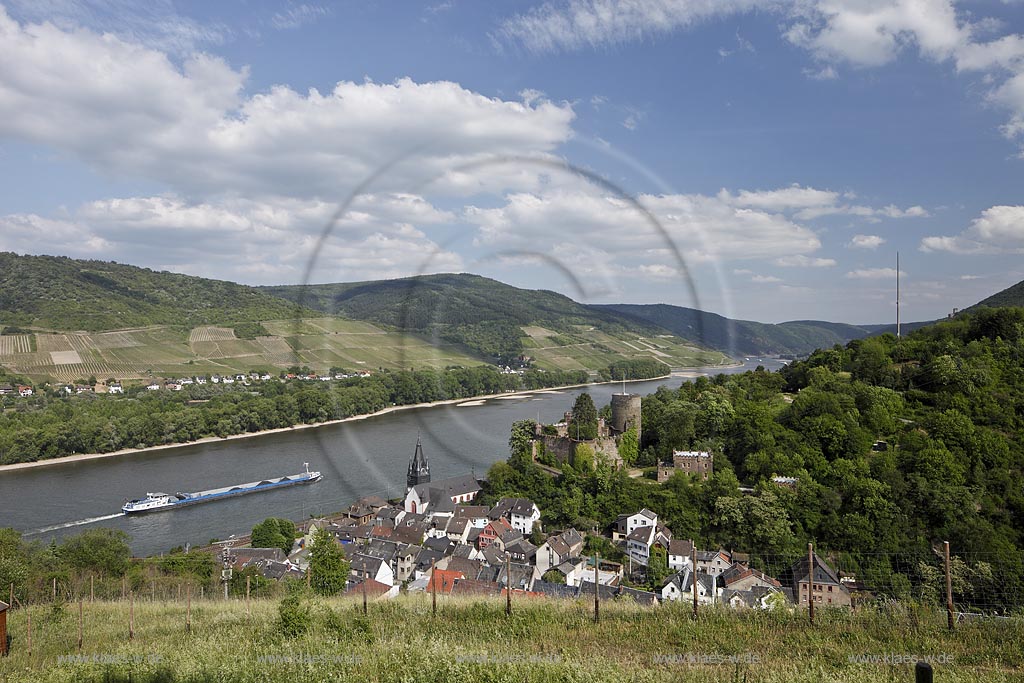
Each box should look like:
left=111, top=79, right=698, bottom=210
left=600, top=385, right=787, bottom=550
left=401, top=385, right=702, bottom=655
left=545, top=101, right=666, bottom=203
left=122, top=463, right=322, bottom=514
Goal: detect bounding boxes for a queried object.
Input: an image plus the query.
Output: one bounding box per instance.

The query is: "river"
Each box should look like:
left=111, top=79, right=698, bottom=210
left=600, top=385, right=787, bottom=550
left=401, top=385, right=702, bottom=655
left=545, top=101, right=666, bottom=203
left=0, top=359, right=786, bottom=555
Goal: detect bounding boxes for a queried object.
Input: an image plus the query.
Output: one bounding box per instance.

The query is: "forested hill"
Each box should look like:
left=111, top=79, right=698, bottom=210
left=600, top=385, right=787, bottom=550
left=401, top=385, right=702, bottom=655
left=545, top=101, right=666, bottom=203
left=597, top=303, right=874, bottom=356
left=261, top=274, right=692, bottom=363
left=0, top=253, right=314, bottom=332
left=969, top=277, right=1024, bottom=310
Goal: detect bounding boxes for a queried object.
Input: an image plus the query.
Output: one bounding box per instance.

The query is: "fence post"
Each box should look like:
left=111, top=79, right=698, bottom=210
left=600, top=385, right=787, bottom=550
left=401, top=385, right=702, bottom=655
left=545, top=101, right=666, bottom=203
left=52, top=577, right=56, bottom=602
left=77, top=599, right=83, bottom=651
left=186, top=584, right=192, bottom=635
left=808, top=542, right=815, bottom=625
left=594, top=553, right=600, bottom=623
left=431, top=559, right=437, bottom=617
left=26, top=608, right=31, bottom=658
left=8, top=583, right=12, bottom=608
left=691, top=540, right=698, bottom=618
left=129, top=592, right=135, bottom=641
left=944, top=541, right=954, bottom=630
left=362, top=571, right=368, bottom=616
left=246, top=576, right=251, bottom=616
left=90, top=575, right=94, bottom=603
left=505, top=553, right=512, bottom=617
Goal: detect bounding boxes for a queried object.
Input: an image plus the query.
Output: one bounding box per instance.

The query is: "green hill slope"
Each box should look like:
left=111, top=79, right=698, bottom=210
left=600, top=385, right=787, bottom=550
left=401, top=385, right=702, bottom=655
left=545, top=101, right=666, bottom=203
left=597, top=303, right=873, bottom=356
left=0, top=252, right=311, bottom=332
left=261, top=274, right=729, bottom=369
left=968, top=278, right=1024, bottom=310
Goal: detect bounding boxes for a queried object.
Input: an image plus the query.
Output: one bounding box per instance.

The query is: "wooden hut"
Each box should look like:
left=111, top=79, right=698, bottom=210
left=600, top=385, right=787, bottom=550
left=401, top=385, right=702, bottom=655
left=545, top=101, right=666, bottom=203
left=0, top=599, right=8, bottom=655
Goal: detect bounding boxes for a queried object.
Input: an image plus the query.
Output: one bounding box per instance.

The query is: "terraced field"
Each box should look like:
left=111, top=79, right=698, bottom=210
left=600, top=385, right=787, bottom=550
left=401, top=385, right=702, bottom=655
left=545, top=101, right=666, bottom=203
left=1, top=316, right=729, bottom=384
left=1, top=318, right=481, bottom=383
left=522, top=325, right=728, bottom=372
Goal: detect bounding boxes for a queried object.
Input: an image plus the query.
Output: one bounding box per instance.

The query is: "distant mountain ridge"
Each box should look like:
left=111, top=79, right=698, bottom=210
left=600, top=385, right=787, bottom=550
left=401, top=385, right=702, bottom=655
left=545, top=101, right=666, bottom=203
left=595, top=303, right=875, bottom=356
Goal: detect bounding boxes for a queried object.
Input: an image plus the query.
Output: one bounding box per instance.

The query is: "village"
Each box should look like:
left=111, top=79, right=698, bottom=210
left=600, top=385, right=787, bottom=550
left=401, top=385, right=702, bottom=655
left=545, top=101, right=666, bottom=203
left=214, top=432, right=858, bottom=611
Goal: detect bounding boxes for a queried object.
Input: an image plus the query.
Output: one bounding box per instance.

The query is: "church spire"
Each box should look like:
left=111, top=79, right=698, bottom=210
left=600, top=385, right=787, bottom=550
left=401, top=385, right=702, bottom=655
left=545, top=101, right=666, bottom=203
left=407, top=436, right=430, bottom=490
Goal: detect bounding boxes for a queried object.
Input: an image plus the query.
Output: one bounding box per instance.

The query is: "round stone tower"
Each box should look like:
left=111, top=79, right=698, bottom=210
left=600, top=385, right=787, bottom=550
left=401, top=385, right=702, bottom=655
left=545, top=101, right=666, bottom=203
left=610, top=393, right=642, bottom=440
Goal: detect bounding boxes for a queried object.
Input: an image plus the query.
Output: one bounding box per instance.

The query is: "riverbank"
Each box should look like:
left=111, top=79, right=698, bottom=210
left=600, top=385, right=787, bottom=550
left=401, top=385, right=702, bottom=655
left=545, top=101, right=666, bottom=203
left=0, top=368, right=738, bottom=474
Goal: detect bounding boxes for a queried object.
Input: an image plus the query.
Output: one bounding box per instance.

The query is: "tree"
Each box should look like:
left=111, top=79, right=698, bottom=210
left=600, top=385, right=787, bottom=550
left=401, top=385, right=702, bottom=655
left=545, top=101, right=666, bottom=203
left=568, top=393, right=598, bottom=440
left=307, top=527, right=349, bottom=596
left=541, top=569, right=565, bottom=584
left=618, top=426, right=639, bottom=466
left=572, top=442, right=595, bottom=472
left=647, top=545, right=670, bottom=589
left=59, top=528, right=130, bottom=575
left=251, top=518, right=296, bottom=555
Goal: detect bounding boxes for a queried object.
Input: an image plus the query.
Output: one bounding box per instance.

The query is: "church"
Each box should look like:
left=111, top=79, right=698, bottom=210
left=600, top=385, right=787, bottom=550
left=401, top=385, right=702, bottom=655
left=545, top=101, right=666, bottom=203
left=402, top=437, right=481, bottom=516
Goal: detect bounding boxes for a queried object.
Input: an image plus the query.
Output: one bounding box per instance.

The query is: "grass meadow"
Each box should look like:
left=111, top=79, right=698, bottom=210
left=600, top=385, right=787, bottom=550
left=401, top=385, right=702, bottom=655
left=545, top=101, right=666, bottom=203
left=1, top=594, right=1021, bottom=682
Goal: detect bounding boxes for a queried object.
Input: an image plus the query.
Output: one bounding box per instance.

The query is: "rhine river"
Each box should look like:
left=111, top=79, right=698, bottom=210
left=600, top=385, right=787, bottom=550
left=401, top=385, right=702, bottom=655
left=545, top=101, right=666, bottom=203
left=0, top=359, right=786, bottom=555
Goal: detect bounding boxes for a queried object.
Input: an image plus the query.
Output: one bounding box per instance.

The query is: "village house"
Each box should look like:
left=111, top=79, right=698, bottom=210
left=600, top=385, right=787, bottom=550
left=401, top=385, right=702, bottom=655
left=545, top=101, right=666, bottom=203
left=0, top=384, right=13, bottom=395
left=625, top=523, right=672, bottom=566
left=696, top=549, right=734, bottom=576
left=720, top=565, right=781, bottom=592
left=668, top=539, right=694, bottom=571
left=350, top=553, right=395, bottom=587
left=721, top=584, right=783, bottom=609
left=660, top=568, right=718, bottom=605
left=454, top=505, right=490, bottom=528
left=784, top=554, right=853, bottom=608
left=346, top=496, right=389, bottom=525
left=612, top=508, right=659, bottom=541
left=489, top=497, right=542, bottom=535
left=17, top=385, right=33, bottom=397
left=477, top=518, right=513, bottom=550
left=535, top=528, right=585, bottom=576
left=107, top=383, right=123, bottom=394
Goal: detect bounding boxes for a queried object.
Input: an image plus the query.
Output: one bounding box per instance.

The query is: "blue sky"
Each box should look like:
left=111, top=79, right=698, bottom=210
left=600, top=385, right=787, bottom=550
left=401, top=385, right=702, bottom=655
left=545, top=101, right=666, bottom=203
left=1, top=1, right=1023, bottom=324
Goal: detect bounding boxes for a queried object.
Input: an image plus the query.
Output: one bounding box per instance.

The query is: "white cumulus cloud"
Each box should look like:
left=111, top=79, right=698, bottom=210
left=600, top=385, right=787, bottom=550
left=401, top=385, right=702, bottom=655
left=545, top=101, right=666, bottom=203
left=920, top=205, right=1024, bottom=254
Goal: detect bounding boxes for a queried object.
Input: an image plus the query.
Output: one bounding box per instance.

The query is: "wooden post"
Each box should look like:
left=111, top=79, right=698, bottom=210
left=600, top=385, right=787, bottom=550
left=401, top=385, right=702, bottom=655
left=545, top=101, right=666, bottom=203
left=77, top=599, right=83, bottom=651
left=129, top=592, right=135, bottom=641
left=505, top=553, right=512, bottom=617
left=808, top=543, right=815, bottom=625
left=593, top=553, right=600, bottom=623
left=121, top=575, right=126, bottom=600
left=246, top=576, right=251, bottom=616
left=691, top=540, right=698, bottom=618
left=26, top=608, right=31, bottom=658
left=362, top=571, right=368, bottom=616
left=8, top=583, right=12, bottom=608
left=52, top=577, right=56, bottom=601
left=90, top=575, right=94, bottom=603
left=186, top=584, right=192, bottom=635
left=200, top=585, right=204, bottom=601
left=431, top=560, right=437, bottom=617
left=944, top=541, right=954, bottom=630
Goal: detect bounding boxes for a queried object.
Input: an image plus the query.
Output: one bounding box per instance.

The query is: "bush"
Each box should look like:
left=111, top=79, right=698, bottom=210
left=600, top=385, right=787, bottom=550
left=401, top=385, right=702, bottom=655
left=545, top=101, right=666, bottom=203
left=277, top=593, right=311, bottom=637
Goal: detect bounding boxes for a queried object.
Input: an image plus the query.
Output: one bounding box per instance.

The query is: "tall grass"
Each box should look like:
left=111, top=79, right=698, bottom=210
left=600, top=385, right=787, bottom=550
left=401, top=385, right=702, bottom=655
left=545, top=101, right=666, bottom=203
left=1, top=594, right=1021, bottom=682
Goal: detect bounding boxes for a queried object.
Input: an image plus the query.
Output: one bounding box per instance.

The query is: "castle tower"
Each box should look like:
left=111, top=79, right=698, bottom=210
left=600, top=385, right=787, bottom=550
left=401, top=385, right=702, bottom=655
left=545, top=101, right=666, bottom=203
left=610, top=393, right=642, bottom=441
left=407, top=437, right=430, bottom=490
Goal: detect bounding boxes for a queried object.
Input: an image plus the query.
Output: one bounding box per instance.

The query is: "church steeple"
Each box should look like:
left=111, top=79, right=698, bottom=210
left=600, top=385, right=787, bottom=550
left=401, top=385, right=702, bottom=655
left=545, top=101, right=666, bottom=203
left=407, top=436, right=430, bottom=490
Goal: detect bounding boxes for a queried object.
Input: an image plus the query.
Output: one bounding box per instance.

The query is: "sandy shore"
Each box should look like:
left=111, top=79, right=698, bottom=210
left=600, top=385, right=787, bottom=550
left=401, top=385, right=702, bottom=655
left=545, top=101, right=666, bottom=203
left=0, top=366, right=740, bottom=473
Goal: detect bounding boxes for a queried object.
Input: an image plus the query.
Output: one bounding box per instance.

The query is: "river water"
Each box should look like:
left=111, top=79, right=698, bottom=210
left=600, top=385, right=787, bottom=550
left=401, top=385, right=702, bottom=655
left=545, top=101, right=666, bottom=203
left=0, top=359, right=785, bottom=554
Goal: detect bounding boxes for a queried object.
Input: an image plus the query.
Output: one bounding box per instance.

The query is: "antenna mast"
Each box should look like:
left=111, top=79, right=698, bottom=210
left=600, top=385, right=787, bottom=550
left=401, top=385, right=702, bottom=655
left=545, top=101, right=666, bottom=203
left=896, top=252, right=901, bottom=338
